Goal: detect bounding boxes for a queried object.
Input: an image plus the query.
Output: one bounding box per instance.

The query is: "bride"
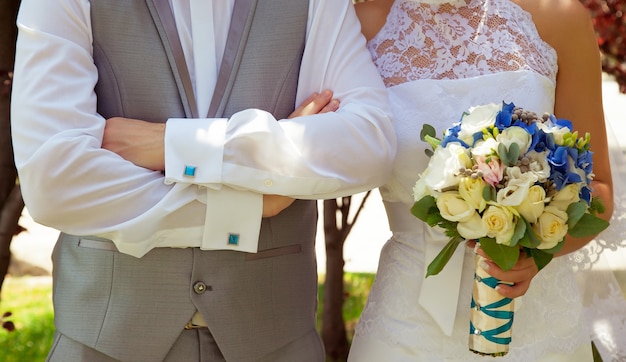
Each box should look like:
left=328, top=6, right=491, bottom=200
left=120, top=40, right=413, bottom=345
left=348, top=0, right=626, bottom=360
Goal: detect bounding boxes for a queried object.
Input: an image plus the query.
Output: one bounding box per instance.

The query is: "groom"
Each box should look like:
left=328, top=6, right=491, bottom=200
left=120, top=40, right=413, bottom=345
left=11, top=0, right=395, bottom=361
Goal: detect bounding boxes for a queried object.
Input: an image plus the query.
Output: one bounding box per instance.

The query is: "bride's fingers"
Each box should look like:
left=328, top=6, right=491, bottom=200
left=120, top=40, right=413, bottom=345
left=478, top=257, right=538, bottom=298
left=495, top=279, right=532, bottom=299
left=288, top=90, right=335, bottom=119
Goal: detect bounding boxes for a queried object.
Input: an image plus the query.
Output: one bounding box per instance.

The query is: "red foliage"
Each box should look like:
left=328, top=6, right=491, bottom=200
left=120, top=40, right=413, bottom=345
left=581, top=0, right=626, bottom=93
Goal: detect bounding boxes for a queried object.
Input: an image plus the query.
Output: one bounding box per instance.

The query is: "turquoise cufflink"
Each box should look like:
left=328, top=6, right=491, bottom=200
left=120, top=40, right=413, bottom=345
left=183, top=165, right=197, bottom=177
left=227, top=233, right=240, bottom=246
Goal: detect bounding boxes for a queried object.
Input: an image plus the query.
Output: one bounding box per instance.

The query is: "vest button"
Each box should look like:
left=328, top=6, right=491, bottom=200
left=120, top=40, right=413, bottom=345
left=193, top=281, right=208, bottom=294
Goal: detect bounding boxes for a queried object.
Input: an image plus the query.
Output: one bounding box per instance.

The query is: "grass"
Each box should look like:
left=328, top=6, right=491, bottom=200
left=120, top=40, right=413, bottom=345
left=0, top=273, right=375, bottom=362
left=0, top=277, right=55, bottom=362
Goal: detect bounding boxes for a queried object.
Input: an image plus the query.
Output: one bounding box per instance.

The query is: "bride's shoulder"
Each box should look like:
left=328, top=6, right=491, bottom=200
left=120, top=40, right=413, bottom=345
left=512, top=0, right=595, bottom=52
left=354, top=0, right=395, bottom=41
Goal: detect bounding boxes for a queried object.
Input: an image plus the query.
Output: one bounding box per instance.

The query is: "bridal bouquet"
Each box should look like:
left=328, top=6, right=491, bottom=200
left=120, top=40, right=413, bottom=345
left=411, top=102, right=609, bottom=356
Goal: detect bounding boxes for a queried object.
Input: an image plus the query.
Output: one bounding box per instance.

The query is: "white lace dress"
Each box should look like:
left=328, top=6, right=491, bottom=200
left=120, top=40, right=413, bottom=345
left=348, top=0, right=626, bottom=361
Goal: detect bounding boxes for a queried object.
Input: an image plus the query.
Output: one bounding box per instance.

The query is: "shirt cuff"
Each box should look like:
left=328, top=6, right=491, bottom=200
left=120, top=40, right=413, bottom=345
left=202, top=186, right=262, bottom=253
left=164, top=117, right=227, bottom=185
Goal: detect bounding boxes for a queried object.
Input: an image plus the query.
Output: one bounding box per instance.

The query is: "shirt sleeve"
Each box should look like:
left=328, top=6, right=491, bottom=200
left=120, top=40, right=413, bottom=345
left=11, top=0, right=396, bottom=257
left=163, top=0, right=397, bottom=250
left=11, top=0, right=212, bottom=257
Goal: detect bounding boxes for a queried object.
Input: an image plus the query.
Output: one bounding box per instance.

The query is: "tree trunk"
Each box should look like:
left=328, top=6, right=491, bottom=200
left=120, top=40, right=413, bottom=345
left=0, top=185, right=23, bottom=290
left=0, top=0, right=22, bottom=295
left=322, top=192, right=371, bottom=361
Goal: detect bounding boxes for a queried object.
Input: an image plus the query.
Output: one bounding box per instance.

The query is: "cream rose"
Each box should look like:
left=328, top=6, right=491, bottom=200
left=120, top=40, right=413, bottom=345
left=516, top=185, right=546, bottom=224
left=549, top=183, right=581, bottom=212
left=533, top=206, right=569, bottom=249
left=459, top=177, right=487, bottom=212
left=497, top=126, right=532, bottom=154
left=481, top=204, right=516, bottom=245
left=436, top=192, right=475, bottom=222
left=496, top=167, right=538, bottom=207
left=457, top=212, right=487, bottom=239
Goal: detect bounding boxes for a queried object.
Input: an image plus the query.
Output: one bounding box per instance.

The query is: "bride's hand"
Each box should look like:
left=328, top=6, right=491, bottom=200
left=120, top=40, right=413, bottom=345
left=474, top=244, right=539, bottom=299
left=263, top=91, right=340, bottom=217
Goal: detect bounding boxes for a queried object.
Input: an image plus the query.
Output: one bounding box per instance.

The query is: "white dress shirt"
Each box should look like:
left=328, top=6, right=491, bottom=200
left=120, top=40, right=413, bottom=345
left=11, top=0, right=396, bottom=257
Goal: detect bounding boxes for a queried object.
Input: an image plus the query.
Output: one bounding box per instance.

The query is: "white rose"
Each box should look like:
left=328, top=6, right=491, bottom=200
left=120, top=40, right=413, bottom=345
left=525, top=150, right=551, bottom=182
left=481, top=204, right=516, bottom=245
left=497, top=126, right=532, bottom=154
left=457, top=212, right=487, bottom=239
left=436, top=192, right=475, bottom=222
left=496, top=167, right=538, bottom=207
left=458, top=177, right=487, bottom=212
left=549, top=184, right=581, bottom=212
left=533, top=206, right=568, bottom=249
left=458, top=103, right=501, bottom=145
left=516, top=185, right=546, bottom=224
left=413, top=177, right=429, bottom=202
left=537, top=122, right=570, bottom=145
left=471, top=137, right=499, bottom=158
left=422, top=143, right=471, bottom=191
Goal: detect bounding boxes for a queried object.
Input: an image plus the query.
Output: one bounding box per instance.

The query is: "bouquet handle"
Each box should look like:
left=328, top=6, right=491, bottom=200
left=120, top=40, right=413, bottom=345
left=468, top=253, right=515, bottom=357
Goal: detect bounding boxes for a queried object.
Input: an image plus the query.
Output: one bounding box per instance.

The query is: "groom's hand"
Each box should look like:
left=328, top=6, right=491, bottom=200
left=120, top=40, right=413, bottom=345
left=102, top=117, right=165, bottom=171
left=288, top=90, right=339, bottom=119
left=262, top=90, right=340, bottom=217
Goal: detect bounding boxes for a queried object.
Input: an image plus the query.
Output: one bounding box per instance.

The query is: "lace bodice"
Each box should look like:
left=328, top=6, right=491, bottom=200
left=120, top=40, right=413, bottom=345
left=367, top=0, right=557, bottom=86
left=352, top=0, right=626, bottom=361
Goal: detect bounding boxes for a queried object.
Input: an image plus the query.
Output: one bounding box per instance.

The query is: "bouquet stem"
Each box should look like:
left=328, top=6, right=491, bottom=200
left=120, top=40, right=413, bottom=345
left=468, top=253, right=514, bottom=357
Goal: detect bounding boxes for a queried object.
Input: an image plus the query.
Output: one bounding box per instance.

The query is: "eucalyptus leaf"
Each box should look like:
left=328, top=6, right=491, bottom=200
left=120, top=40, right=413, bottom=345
left=426, top=235, right=464, bottom=277
left=508, top=142, right=520, bottom=163
left=479, top=238, right=520, bottom=271
left=568, top=213, right=610, bottom=238
left=482, top=185, right=494, bottom=202
left=497, top=143, right=510, bottom=166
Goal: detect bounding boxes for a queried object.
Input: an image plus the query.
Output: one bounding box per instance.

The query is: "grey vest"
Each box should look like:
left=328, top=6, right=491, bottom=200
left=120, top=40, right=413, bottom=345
left=52, top=1, right=320, bottom=361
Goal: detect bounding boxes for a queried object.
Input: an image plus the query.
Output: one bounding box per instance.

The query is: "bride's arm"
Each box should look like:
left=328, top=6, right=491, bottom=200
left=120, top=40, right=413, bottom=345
left=482, top=0, right=614, bottom=299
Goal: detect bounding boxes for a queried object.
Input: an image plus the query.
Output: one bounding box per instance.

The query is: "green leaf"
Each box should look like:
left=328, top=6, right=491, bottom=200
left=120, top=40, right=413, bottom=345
left=568, top=213, right=610, bottom=238
left=411, top=196, right=436, bottom=222
left=420, top=124, right=437, bottom=142
left=518, top=218, right=541, bottom=248
left=539, top=239, right=565, bottom=255
left=425, top=235, right=464, bottom=277
left=479, top=238, right=520, bottom=271
left=508, top=219, right=526, bottom=247
left=590, top=196, right=606, bottom=215
left=529, top=248, right=553, bottom=271
left=566, top=201, right=587, bottom=230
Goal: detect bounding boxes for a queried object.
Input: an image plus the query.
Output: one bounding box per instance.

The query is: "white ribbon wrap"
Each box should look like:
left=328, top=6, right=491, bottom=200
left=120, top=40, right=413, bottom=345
left=384, top=201, right=465, bottom=336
